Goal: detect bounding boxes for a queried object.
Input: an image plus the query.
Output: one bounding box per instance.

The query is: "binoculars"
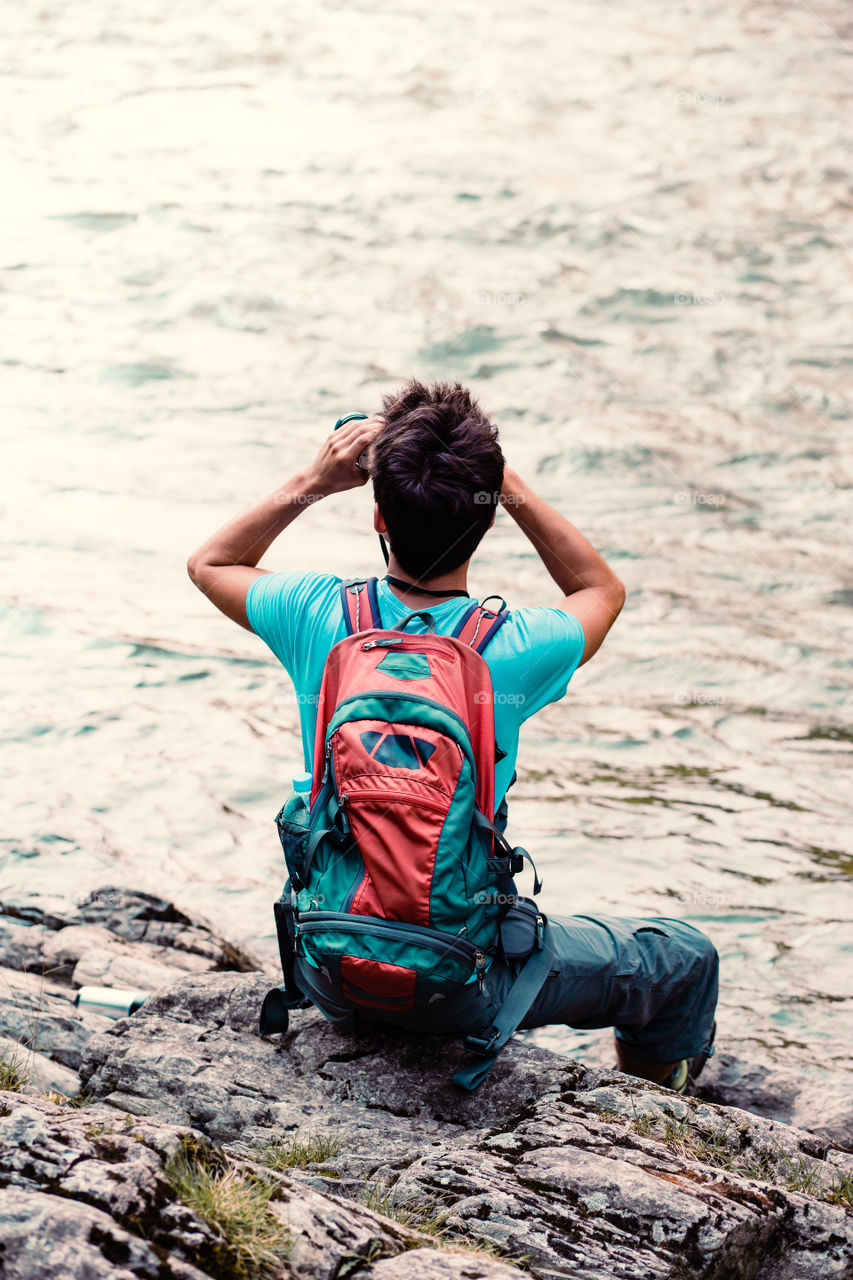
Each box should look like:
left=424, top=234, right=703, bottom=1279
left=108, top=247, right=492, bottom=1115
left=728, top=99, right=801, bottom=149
left=334, top=412, right=372, bottom=471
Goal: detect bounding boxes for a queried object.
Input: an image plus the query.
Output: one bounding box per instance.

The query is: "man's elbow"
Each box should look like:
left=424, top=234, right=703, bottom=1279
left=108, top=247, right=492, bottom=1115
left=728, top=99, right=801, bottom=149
left=610, top=575, right=627, bottom=617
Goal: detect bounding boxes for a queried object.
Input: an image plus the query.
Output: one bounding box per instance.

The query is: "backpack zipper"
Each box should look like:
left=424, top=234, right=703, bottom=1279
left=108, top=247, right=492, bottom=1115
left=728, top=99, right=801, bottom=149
left=361, top=639, right=456, bottom=658
left=338, top=787, right=449, bottom=813
left=329, top=691, right=475, bottom=752
left=297, top=910, right=485, bottom=968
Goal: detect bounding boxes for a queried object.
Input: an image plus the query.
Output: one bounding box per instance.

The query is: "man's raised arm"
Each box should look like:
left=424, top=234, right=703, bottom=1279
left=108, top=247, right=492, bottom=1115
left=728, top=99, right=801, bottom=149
left=187, top=414, right=384, bottom=631
left=500, top=467, right=626, bottom=665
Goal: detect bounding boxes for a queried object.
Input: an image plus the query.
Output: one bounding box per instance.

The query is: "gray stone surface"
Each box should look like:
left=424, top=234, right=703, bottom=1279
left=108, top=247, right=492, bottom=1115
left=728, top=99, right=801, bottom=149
left=77, top=970, right=853, bottom=1280
left=0, top=1093, right=519, bottom=1280
left=1, top=887, right=851, bottom=1280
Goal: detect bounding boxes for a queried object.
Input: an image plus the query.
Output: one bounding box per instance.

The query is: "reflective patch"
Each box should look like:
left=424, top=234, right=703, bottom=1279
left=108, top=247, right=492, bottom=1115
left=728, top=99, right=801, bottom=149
left=359, top=730, right=436, bottom=768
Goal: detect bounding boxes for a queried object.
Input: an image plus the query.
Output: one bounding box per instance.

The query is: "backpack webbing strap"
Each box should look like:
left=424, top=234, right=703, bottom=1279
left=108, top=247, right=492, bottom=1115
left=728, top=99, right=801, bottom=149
left=452, top=595, right=510, bottom=655
left=341, top=577, right=382, bottom=636
left=472, top=809, right=543, bottom=894
left=260, top=892, right=312, bottom=1036
left=451, top=924, right=555, bottom=1091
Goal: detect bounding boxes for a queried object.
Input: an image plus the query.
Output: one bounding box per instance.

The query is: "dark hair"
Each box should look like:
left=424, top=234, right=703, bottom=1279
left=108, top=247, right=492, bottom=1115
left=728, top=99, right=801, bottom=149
left=370, top=380, right=505, bottom=580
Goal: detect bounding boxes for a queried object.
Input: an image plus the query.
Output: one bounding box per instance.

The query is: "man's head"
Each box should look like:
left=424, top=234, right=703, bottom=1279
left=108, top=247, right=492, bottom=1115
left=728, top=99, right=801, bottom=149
left=370, top=379, right=504, bottom=581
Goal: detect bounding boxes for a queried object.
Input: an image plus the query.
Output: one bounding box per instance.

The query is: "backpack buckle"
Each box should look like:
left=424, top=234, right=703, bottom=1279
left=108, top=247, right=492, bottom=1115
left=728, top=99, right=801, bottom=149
left=509, top=851, right=525, bottom=875
left=463, top=1026, right=500, bottom=1056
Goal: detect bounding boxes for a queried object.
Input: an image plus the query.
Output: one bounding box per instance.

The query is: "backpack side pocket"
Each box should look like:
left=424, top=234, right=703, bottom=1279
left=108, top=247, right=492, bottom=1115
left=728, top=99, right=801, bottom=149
left=498, top=896, right=541, bottom=960
left=275, top=790, right=311, bottom=889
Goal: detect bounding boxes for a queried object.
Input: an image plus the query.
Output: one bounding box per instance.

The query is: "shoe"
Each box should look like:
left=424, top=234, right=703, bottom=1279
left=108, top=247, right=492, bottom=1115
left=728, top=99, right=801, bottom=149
left=665, top=1059, right=690, bottom=1093
left=665, top=1020, right=716, bottom=1094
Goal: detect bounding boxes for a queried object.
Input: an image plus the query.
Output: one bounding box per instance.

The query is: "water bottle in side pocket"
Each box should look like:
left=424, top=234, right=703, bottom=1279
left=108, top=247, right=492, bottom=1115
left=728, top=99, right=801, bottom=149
left=275, top=772, right=312, bottom=889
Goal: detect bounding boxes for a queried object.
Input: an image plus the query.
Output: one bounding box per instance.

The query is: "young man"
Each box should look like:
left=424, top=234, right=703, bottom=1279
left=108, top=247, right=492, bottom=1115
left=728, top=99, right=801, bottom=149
left=188, top=380, right=718, bottom=1090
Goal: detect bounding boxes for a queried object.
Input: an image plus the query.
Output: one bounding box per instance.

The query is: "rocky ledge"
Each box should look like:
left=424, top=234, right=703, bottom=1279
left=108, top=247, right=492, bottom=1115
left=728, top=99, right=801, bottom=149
left=0, top=888, right=851, bottom=1279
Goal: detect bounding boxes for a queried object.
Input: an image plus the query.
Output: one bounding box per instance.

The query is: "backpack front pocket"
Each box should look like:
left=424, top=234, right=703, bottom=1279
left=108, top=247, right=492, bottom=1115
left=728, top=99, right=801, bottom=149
left=296, top=911, right=487, bottom=1007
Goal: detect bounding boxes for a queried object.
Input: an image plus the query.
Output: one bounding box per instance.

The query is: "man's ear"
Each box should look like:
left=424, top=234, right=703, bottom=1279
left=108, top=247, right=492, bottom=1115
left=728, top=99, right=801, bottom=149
left=374, top=504, right=388, bottom=536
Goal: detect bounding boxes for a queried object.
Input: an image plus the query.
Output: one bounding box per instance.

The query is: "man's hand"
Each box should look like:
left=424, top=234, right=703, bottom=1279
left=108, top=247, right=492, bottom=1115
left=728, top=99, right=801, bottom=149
left=308, top=414, right=385, bottom=496
left=500, top=466, right=626, bottom=665
left=187, top=414, right=385, bottom=631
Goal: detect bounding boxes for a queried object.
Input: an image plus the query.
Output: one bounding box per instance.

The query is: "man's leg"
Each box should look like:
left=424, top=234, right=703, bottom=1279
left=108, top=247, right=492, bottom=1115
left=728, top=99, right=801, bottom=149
left=517, top=913, right=719, bottom=1085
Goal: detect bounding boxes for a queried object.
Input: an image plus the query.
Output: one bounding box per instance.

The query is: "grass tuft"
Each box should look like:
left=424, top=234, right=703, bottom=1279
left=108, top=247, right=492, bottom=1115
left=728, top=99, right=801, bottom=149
left=359, top=1178, right=526, bottom=1268
left=0, top=1046, right=30, bottom=1092
left=254, top=1129, right=344, bottom=1170
left=823, top=1170, right=853, bottom=1209
left=167, top=1137, right=291, bottom=1280
left=360, top=1180, right=453, bottom=1235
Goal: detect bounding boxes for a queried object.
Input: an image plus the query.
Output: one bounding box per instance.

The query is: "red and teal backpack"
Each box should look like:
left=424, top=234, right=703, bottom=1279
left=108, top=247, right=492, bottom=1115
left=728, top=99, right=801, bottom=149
left=261, top=577, right=553, bottom=1090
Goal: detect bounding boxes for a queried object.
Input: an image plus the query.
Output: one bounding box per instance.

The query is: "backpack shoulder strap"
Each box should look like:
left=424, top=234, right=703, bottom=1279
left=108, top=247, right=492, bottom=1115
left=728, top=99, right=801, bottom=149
left=340, top=577, right=382, bottom=635
left=452, top=595, right=510, bottom=655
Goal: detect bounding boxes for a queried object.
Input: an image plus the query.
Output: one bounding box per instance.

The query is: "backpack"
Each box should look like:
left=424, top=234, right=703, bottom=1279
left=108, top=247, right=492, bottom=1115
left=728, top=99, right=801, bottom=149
left=260, top=577, right=554, bottom=1090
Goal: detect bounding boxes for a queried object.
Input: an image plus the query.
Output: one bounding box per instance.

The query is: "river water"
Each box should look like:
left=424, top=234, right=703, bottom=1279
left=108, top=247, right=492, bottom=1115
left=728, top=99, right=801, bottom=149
left=2, top=0, right=851, bottom=1092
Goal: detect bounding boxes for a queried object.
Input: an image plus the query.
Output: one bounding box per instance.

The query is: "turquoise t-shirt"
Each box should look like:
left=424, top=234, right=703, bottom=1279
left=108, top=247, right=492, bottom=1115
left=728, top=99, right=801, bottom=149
left=246, top=573, right=585, bottom=807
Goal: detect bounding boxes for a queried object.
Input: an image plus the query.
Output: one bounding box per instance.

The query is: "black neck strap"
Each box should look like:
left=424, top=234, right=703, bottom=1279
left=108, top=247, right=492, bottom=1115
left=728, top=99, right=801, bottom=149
left=384, top=574, right=470, bottom=600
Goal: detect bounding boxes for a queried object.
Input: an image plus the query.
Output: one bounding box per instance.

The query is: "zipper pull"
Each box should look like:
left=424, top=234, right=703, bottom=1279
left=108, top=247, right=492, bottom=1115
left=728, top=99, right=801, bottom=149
left=362, top=637, right=404, bottom=650
left=474, top=950, right=486, bottom=995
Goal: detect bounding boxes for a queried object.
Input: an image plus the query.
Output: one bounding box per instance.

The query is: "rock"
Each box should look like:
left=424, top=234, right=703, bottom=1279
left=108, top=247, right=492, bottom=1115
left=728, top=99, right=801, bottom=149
left=79, top=971, right=572, bottom=1151
left=0, top=964, right=110, bottom=1069
left=536, top=1026, right=853, bottom=1148
left=3, top=889, right=853, bottom=1280
left=0, top=889, right=267, bottom=1090
left=76, top=970, right=853, bottom=1280
left=696, top=1051, right=853, bottom=1146
left=0, top=1034, right=80, bottom=1098
left=0, top=916, right=44, bottom=972
left=0, top=1187, right=212, bottom=1280
left=0, top=1093, right=519, bottom=1280
left=0, top=888, right=263, bottom=979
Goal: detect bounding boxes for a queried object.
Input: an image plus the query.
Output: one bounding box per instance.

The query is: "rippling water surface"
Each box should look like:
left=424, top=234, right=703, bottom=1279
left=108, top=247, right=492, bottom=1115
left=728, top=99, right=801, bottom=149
left=3, top=0, right=851, bottom=1085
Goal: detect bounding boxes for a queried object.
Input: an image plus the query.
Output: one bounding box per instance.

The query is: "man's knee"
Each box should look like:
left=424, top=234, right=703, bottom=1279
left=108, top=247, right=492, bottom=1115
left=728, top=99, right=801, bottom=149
left=688, top=927, right=719, bottom=984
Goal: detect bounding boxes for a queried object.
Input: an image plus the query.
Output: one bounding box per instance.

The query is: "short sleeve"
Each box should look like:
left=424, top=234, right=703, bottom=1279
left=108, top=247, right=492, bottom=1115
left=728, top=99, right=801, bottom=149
left=502, top=606, right=586, bottom=720
left=245, top=571, right=343, bottom=681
